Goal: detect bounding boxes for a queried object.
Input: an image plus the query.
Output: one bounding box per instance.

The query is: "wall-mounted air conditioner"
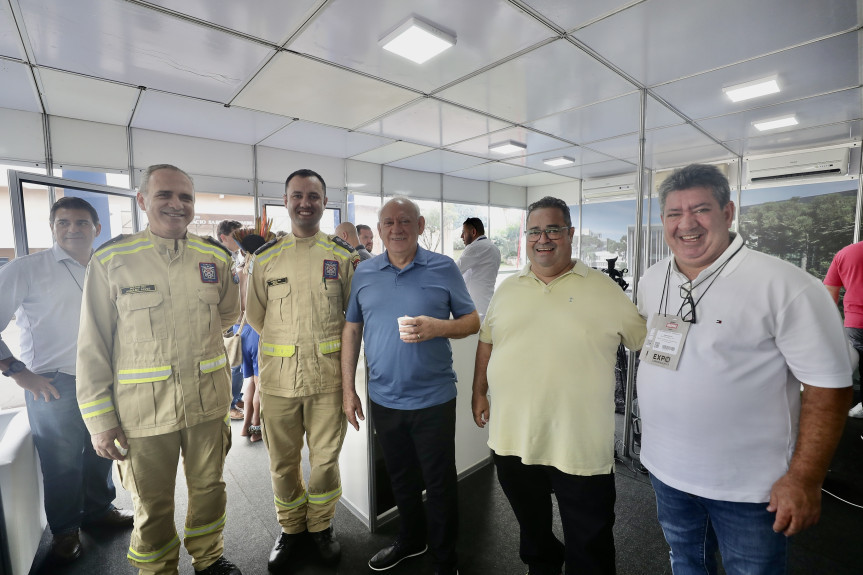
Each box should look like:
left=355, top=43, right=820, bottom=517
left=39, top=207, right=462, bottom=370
left=745, top=148, right=849, bottom=185
left=582, top=174, right=636, bottom=202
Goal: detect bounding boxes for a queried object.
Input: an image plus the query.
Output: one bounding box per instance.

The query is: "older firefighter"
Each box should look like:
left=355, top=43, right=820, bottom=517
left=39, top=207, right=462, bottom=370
left=245, top=168, right=359, bottom=571
left=76, top=164, right=242, bottom=575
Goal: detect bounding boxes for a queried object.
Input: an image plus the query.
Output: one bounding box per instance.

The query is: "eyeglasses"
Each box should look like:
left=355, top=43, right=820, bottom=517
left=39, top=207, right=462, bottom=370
left=678, top=283, right=697, bottom=324
left=525, top=226, right=570, bottom=241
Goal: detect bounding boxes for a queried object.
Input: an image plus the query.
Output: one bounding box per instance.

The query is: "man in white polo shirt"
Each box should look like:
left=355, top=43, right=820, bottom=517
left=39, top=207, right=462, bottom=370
left=637, top=163, right=852, bottom=575
left=457, top=217, right=500, bottom=318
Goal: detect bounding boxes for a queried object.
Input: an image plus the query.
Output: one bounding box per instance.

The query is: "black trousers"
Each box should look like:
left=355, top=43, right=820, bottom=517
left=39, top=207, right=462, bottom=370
left=371, top=398, right=458, bottom=569
left=493, top=452, right=617, bottom=575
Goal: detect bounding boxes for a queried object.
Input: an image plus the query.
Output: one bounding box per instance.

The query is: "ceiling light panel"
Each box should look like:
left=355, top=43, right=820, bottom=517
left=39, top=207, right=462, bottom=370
left=752, top=115, right=798, bottom=131
left=543, top=156, right=575, bottom=167
left=380, top=17, right=455, bottom=64
left=287, top=0, right=553, bottom=93
left=19, top=0, right=272, bottom=101
left=723, top=77, right=780, bottom=103
left=489, top=140, right=527, bottom=154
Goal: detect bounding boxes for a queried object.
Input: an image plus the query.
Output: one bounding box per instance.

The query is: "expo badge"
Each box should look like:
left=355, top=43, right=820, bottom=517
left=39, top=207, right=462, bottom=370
left=640, top=313, right=690, bottom=371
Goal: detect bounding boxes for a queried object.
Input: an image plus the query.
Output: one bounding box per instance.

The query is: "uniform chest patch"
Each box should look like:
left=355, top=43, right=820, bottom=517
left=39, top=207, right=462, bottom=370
left=121, top=284, right=156, bottom=294
left=323, top=259, right=339, bottom=280
left=200, top=262, right=219, bottom=283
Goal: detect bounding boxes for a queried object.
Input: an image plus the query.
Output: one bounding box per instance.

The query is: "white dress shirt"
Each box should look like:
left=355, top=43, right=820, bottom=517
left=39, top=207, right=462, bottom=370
left=457, top=235, right=501, bottom=317
left=0, top=243, right=87, bottom=375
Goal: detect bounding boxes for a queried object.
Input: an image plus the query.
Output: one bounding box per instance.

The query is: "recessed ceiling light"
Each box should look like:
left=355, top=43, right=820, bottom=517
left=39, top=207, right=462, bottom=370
left=753, top=115, right=798, bottom=131
left=380, top=16, right=456, bottom=64
left=346, top=182, right=366, bottom=188
left=489, top=140, right=527, bottom=154
left=543, top=156, right=575, bottom=167
left=722, top=77, right=780, bottom=103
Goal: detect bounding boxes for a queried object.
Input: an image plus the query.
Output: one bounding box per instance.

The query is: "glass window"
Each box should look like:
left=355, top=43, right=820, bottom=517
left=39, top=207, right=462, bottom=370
left=739, top=180, right=857, bottom=279
left=0, top=164, right=48, bottom=264
left=580, top=198, right=638, bottom=296
left=185, top=192, right=257, bottom=239
left=443, top=203, right=488, bottom=260
left=383, top=197, right=443, bottom=253
left=263, top=203, right=341, bottom=236
left=489, top=206, right=525, bottom=285
left=348, top=193, right=382, bottom=253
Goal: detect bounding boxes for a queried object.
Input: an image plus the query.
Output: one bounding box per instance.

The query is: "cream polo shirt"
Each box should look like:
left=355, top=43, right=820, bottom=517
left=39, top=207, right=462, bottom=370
left=636, top=234, right=852, bottom=503
left=479, top=259, right=646, bottom=475
left=0, top=243, right=87, bottom=375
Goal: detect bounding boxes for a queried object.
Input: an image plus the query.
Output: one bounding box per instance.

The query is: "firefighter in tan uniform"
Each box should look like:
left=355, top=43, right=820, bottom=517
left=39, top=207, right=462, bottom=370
left=76, top=164, right=242, bottom=575
left=245, top=169, right=360, bottom=571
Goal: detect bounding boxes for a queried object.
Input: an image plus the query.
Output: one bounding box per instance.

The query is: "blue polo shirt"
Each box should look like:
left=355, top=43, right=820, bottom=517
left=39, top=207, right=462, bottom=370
left=346, top=246, right=475, bottom=410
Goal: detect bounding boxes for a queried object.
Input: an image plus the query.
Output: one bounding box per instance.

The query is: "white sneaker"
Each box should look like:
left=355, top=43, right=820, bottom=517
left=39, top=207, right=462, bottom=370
left=849, top=402, right=863, bottom=418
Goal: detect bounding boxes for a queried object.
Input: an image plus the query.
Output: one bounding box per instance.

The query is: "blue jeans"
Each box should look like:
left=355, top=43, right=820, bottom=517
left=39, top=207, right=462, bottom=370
left=25, top=372, right=116, bottom=534
left=230, top=365, right=243, bottom=409
left=650, top=474, right=788, bottom=575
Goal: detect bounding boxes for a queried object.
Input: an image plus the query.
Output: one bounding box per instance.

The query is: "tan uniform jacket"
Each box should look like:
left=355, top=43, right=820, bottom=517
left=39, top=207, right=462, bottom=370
left=77, top=229, right=240, bottom=438
left=246, top=231, right=359, bottom=398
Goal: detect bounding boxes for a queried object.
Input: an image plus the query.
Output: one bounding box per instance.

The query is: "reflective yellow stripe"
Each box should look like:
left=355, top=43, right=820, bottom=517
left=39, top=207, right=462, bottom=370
left=318, top=340, right=341, bottom=354
left=97, top=238, right=153, bottom=263
left=187, top=238, right=229, bottom=264
left=317, top=238, right=351, bottom=259
left=308, top=486, right=342, bottom=505
left=199, top=354, right=227, bottom=373
left=80, top=397, right=115, bottom=419
left=184, top=513, right=226, bottom=538
left=127, top=534, right=180, bottom=563
left=82, top=406, right=115, bottom=419
left=261, top=343, right=295, bottom=357
left=274, top=492, right=308, bottom=510
left=257, top=241, right=294, bottom=266
left=118, top=366, right=172, bottom=384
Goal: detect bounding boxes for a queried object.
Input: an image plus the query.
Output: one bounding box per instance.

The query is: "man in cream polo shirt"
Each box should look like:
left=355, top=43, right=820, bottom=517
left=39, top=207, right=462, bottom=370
left=637, top=163, right=852, bottom=575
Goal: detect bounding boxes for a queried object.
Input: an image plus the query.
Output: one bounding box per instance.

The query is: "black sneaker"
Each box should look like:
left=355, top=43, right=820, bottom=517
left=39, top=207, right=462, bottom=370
left=310, top=526, right=341, bottom=563
left=194, top=556, right=241, bottom=575
left=368, top=538, right=427, bottom=571
left=268, top=531, right=305, bottom=571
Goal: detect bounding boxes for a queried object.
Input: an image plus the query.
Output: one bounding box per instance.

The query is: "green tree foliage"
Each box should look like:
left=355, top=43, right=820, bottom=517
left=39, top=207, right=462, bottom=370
left=739, top=190, right=855, bottom=279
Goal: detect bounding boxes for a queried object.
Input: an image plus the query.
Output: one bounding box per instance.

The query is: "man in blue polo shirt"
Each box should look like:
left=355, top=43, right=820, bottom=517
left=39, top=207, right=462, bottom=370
left=342, top=197, right=479, bottom=575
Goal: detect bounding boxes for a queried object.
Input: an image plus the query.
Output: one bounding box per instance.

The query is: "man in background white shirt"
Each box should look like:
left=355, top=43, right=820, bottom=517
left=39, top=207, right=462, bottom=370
left=457, top=217, right=501, bottom=318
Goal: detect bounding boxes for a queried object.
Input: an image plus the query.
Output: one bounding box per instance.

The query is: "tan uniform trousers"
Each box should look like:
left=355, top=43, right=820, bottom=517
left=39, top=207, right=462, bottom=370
left=260, top=390, right=347, bottom=534
left=118, top=417, right=231, bottom=575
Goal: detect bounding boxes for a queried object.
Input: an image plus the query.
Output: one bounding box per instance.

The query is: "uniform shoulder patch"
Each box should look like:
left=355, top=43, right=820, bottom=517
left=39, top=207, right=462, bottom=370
left=203, top=236, right=232, bottom=257
left=254, top=237, right=279, bottom=255
left=94, top=233, right=128, bottom=252
left=330, top=235, right=355, bottom=252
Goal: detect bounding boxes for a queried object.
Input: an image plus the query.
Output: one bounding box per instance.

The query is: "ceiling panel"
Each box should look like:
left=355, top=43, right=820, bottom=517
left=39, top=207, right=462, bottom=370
left=446, top=126, right=571, bottom=161
left=554, top=159, right=636, bottom=179
left=519, top=0, right=641, bottom=32
left=259, top=121, right=394, bottom=158
left=580, top=134, right=639, bottom=160
left=133, top=90, right=292, bottom=145
left=40, top=68, right=139, bottom=125
left=288, top=0, right=554, bottom=93
left=696, top=89, right=863, bottom=143
left=503, top=145, right=613, bottom=170
left=233, top=52, right=419, bottom=129
left=730, top=121, right=863, bottom=156
left=387, top=149, right=487, bottom=173
left=645, top=124, right=725, bottom=157
left=652, top=32, right=862, bottom=121
left=572, top=0, right=861, bottom=86
left=497, top=172, right=576, bottom=187
left=0, top=2, right=22, bottom=59
left=350, top=141, right=434, bottom=164
left=0, top=59, right=40, bottom=112
left=527, top=92, right=682, bottom=144
left=646, top=143, right=736, bottom=171
left=448, top=162, right=538, bottom=181
left=18, top=0, right=273, bottom=101
left=436, top=39, right=636, bottom=124
left=145, top=0, right=322, bottom=44
left=358, top=98, right=511, bottom=147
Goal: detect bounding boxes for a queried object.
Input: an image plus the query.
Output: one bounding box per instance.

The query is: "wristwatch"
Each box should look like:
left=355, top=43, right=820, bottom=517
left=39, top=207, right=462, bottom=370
left=2, top=360, right=26, bottom=377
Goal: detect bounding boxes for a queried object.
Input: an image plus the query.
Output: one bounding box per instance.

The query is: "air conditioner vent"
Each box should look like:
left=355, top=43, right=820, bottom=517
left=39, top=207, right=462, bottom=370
left=746, top=148, right=849, bottom=184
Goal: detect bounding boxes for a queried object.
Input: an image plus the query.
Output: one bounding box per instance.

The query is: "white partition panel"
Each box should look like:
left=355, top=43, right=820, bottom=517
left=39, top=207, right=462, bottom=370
left=256, top=146, right=345, bottom=190
left=0, top=109, right=44, bottom=163
left=258, top=181, right=285, bottom=198
left=383, top=166, right=441, bottom=200
left=490, top=181, right=527, bottom=208
left=338, top=351, right=371, bottom=526
left=451, top=334, right=491, bottom=476
left=527, top=180, right=581, bottom=205
left=443, top=175, right=488, bottom=204
left=346, top=159, right=382, bottom=195
left=132, top=129, right=253, bottom=179
left=51, top=116, right=128, bottom=171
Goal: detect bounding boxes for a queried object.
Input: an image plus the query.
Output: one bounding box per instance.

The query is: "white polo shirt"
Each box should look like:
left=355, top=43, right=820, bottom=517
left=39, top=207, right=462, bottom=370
left=0, top=243, right=87, bottom=375
left=457, top=236, right=501, bottom=317
left=636, top=234, right=852, bottom=503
